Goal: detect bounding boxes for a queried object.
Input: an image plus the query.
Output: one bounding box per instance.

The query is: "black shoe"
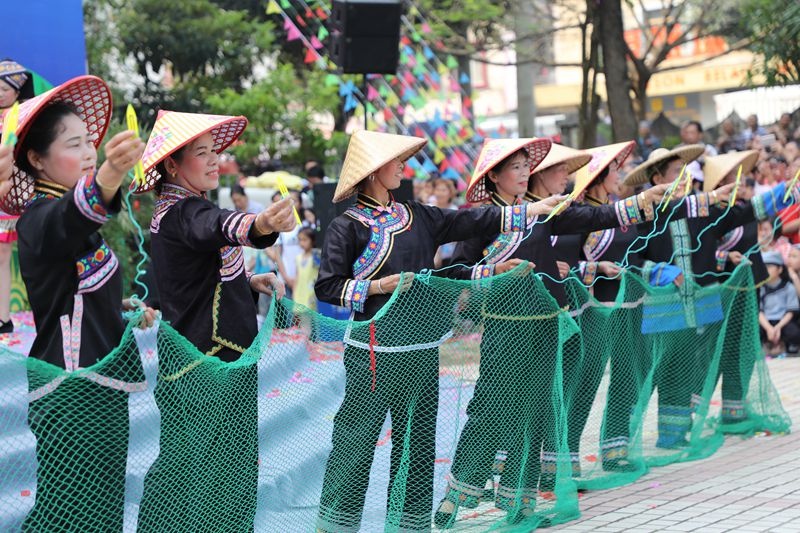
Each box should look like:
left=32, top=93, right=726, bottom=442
left=0, top=319, right=13, bottom=334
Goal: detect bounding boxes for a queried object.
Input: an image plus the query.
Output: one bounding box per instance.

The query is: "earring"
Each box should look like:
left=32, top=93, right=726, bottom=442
left=369, top=174, right=375, bottom=182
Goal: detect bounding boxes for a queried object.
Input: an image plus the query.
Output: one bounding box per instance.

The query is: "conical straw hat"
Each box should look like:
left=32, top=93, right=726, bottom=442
left=530, top=143, right=591, bottom=178
left=0, top=75, right=112, bottom=215
left=573, top=141, right=636, bottom=198
left=466, top=137, right=552, bottom=203
left=623, top=144, right=704, bottom=187
left=333, top=130, right=426, bottom=203
left=134, top=110, right=248, bottom=194
left=702, top=150, right=759, bottom=192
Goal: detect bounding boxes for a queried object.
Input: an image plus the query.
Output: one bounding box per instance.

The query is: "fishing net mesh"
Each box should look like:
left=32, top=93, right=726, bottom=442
left=0, top=264, right=790, bottom=532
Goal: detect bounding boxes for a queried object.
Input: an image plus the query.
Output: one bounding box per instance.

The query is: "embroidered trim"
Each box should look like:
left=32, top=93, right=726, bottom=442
left=60, top=294, right=84, bottom=372
left=73, top=174, right=111, bottom=224
left=222, top=211, right=257, bottom=247
left=209, top=282, right=248, bottom=355
left=341, top=279, right=370, bottom=313
left=76, top=241, right=119, bottom=293
left=583, top=228, right=615, bottom=261
left=715, top=250, right=729, bottom=272
left=345, top=200, right=412, bottom=280
left=581, top=261, right=598, bottom=285
left=501, top=204, right=526, bottom=233
left=471, top=263, right=495, bottom=282
left=614, top=197, right=643, bottom=227
left=151, top=183, right=198, bottom=234
left=496, top=485, right=537, bottom=512
left=219, top=245, right=245, bottom=282
left=721, top=399, right=747, bottom=421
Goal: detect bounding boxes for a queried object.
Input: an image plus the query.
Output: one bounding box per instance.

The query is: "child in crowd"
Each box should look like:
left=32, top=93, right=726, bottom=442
left=289, top=227, right=319, bottom=311
left=759, top=251, right=800, bottom=357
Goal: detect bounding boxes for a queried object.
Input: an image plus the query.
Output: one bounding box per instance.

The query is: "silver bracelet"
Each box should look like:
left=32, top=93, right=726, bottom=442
left=377, top=278, right=386, bottom=295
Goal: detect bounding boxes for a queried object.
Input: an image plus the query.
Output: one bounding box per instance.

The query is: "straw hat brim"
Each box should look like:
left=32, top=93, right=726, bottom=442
left=622, top=144, right=705, bottom=187
left=0, top=75, right=112, bottom=215
left=531, top=144, right=592, bottom=177
left=702, top=150, right=759, bottom=192
left=467, top=138, right=552, bottom=203
left=573, top=141, right=636, bottom=198
left=332, top=132, right=426, bottom=203
left=134, top=112, right=248, bottom=194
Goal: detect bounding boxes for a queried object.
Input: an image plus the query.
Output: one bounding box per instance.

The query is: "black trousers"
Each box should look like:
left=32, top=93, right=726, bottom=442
left=448, top=316, right=559, bottom=508
left=317, top=345, right=438, bottom=532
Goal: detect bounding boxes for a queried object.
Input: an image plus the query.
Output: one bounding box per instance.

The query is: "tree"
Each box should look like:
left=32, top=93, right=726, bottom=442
left=597, top=0, right=639, bottom=142
left=737, top=0, right=800, bottom=85
left=205, top=64, right=347, bottom=168
left=619, top=0, right=746, bottom=126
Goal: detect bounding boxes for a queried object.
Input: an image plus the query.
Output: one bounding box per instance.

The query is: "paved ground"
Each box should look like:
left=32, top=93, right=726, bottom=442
left=552, top=357, right=800, bottom=532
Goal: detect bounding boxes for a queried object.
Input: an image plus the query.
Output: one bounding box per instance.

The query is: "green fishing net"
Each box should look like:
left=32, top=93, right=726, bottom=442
left=0, top=261, right=789, bottom=532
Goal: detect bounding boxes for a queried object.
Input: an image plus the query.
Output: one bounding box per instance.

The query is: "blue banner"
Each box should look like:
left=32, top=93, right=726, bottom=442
left=0, top=0, right=86, bottom=86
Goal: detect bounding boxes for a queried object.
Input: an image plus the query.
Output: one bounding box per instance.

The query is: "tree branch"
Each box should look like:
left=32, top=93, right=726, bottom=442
left=652, top=38, right=754, bottom=74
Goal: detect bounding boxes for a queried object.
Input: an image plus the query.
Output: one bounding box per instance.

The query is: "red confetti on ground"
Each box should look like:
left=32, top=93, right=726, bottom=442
left=434, top=457, right=451, bottom=464
left=539, top=491, right=555, bottom=500
left=584, top=454, right=597, bottom=462
left=376, top=429, right=392, bottom=447
left=20, top=490, right=30, bottom=497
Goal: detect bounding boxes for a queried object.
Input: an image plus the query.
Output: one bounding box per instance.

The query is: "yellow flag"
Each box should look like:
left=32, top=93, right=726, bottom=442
left=2, top=102, right=20, bottom=147
left=125, top=104, right=145, bottom=185
left=266, top=0, right=281, bottom=15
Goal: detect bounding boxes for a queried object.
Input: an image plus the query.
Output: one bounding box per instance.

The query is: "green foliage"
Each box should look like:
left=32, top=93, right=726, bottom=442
left=415, top=0, right=509, bottom=53
left=205, top=65, right=345, bottom=168
left=82, top=0, right=347, bottom=290
left=737, top=0, right=800, bottom=86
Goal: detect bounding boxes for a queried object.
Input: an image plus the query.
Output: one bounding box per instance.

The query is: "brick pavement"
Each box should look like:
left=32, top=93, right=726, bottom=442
left=552, top=358, right=800, bottom=532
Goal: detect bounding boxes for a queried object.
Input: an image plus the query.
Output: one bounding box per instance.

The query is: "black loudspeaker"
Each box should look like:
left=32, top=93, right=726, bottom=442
left=314, top=179, right=413, bottom=248
left=329, top=0, right=402, bottom=74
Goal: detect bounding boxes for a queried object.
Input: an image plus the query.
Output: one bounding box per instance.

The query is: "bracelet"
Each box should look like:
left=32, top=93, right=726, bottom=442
left=95, top=175, right=118, bottom=191
left=711, top=190, right=718, bottom=204
left=377, top=278, right=386, bottom=295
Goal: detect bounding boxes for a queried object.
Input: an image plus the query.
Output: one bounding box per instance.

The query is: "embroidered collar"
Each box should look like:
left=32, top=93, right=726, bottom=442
left=524, top=192, right=544, bottom=202
left=585, top=194, right=605, bottom=206
left=151, top=183, right=202, bottom=234
left=159, top=182, right=202, bottom=200
left=346, top=194, right=412, bottom=280
left=489, top=192, right=520, bottom=207
left=29, top=180, right=70, bottom=204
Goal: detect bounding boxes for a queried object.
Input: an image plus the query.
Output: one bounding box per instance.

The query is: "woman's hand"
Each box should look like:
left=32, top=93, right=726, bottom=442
left=122, top=298, right=158, bottom=329
left=643, top=183, right=669, bottom=204
left=598, top=261, right=622, bottom=279
left=255, top=198, right=296, bottom=236
left=527, top=195, right=569, bottom=218
left=249, top=272, right=286, bottom=299
left=368, top=273, right=414, bottom=296
left=96, top=131, right=145, bottom=192
left=711, top=183, right=735, bottom=205
left=495, top=258, right=535, bottom=275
